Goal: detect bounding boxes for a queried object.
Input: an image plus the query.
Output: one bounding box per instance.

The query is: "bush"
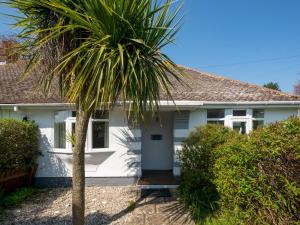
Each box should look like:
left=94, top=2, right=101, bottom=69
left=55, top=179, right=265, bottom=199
left=215, top=117, right=300, bottom=224
left=0, top=187, right=35, bottom=207
left=178, top=124, right=239, bottom=220
left=179, top=117, right=300, bottom=225
left=0, top=119, right=40, bottom=170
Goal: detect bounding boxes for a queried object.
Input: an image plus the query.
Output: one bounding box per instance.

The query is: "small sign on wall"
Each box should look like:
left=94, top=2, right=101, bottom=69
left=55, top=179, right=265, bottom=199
left=151, top=134, right=163, bottom=140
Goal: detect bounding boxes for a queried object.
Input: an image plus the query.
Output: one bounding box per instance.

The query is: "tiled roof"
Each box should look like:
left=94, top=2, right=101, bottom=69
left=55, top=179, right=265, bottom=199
left=0, top=61, right=300, bottom=104
left=0, top=61, right=63, bottom=104
left=162, top=66, right=300, bottom=102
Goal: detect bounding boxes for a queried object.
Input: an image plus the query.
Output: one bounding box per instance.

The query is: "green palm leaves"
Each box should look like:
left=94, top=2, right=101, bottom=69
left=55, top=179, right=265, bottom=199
left=8, top=0, right=183, bottom=119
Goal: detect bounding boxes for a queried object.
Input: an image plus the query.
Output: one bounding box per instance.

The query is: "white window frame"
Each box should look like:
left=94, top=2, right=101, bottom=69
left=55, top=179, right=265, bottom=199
left=206, top=109, right=225, bottom=125
left=87, top=112, right=110, bottom=152
left=53, top=110, right=110, bottom=152
left=252, top=109, right=265, bottom=130
left=228, top=109, right=252, bottom=134
left=205, top=108, right=265, bottom=134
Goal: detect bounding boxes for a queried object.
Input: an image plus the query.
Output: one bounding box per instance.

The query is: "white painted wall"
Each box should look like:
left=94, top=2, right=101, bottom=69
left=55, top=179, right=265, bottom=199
left=188, top=109, right=206, bottom=131
left=264, top=108, right=298, bottom=124
left=0, top=108, right=140, bottom=178
left=0, top=106, right=298, bottom=179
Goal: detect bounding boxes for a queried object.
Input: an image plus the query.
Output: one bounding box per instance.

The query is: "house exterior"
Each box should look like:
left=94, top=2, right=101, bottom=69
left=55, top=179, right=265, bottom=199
left=0, top=61, right=300, bottom=187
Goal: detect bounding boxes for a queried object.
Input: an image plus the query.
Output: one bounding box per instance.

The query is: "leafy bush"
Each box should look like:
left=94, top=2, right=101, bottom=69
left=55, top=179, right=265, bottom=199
left=178, top=124, right=239, bottom=220
left=0, top=187, right=35, bottom=207
left=0, top=119, right=40, bottom=170
left=179, top=117, right=300, bottom=225
left=215, top=117, right=300, bottom=224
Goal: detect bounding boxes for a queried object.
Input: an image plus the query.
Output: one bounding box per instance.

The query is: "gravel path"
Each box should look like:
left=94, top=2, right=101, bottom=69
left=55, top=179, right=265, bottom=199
left=0, top=187, right=194, bottom=225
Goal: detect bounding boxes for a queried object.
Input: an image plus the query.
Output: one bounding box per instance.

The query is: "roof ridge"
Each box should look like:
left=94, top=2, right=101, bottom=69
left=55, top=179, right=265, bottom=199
left=179, top=65, right=299, bottom=98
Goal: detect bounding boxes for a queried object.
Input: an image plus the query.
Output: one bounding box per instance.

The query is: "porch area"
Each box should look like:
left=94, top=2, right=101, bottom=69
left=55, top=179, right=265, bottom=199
left=137, top=170, right=180, bottom=186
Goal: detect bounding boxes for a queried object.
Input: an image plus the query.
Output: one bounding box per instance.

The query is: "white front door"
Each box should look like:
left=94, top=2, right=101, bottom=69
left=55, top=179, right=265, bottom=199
left=141, top=112, right=174, bottom=170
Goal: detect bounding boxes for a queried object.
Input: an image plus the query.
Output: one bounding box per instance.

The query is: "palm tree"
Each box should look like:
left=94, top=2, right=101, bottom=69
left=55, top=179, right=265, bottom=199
left=7, top=0, right=183, bottom=224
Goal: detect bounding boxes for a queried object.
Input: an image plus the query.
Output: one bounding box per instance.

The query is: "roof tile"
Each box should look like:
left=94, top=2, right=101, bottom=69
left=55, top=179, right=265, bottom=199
left=0, top=62, right=300, bottom=104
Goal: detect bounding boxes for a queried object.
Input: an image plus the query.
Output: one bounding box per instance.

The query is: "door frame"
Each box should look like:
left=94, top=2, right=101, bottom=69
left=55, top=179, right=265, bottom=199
left=141, top=111, right=174, bottom=171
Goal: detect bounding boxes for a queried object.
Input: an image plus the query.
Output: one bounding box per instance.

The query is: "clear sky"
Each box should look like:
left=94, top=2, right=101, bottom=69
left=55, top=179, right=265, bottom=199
left=1, top=0, right=300, bottom=93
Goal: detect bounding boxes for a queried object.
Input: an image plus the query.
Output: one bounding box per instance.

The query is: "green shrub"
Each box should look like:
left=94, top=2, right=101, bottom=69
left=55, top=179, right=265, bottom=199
left=0, top=119, right=40, bottom=170
left=178, top=124, right=239, bottom=221
left=215, top=117, right=300, bottom=224
left=179, top=117, right=300, bottom=225
left=0, top=187, right=35, bottom=207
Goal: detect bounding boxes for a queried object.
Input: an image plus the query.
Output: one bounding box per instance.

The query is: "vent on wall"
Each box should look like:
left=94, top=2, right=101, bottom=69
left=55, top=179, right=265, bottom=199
left=174, top=111, right=189, bottom=129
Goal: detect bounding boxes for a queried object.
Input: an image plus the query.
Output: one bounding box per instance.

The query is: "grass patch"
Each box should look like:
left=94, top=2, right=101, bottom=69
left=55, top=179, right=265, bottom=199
left=0, top=188, right=35, bottom=208
left=126, top=200, right=137, bottom=212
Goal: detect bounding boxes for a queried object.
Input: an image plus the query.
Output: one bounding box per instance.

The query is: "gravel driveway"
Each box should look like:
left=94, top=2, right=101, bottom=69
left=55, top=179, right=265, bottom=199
left=0, top=187, right=194, bottom=225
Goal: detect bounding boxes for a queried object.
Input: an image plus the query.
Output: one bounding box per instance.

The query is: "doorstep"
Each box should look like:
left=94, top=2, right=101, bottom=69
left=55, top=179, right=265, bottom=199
left=137, top=170, right=180, bottom=189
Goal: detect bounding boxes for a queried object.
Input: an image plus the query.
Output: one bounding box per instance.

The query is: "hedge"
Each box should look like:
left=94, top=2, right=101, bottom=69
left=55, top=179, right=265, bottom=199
left=0, top=119, right=40, bottom=170
left=179, top=117, right=300, bottom=225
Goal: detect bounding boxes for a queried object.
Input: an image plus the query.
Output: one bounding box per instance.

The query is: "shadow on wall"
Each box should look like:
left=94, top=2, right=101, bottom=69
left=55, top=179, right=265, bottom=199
left=38, top=134, right=69, bottom=177
left=117, top=128, right=141, bottom=174
left=37, top=134, right=70, bottom=177
left=39, top=133, right=115, bottom=176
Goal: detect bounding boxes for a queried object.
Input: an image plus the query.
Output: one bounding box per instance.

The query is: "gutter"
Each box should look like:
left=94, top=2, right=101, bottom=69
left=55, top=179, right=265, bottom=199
left=0, top=103, right=73, bottom=107
left=0, top=100, right=299, bottom=108
left=201, top=101, right=300, bottom=105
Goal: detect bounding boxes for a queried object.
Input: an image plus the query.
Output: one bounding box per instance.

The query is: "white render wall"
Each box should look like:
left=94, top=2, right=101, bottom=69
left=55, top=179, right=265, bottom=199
left=0, top=108, right=141, bottom=178
left=0, top=106, right=299, bottom=179
left=264, top=108, right=299, bottom=124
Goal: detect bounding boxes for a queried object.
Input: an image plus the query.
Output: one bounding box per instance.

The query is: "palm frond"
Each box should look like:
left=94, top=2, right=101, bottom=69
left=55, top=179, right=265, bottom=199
left=6, top=0, right=184, bottom=121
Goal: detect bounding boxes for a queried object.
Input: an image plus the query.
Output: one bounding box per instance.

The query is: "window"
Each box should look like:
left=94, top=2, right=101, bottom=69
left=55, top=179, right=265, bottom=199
left=207, top=120, right=224, bottom=125
left=71, top=122, right=76, bottom=147
left=207, top=109, right=224, bottom=118
left=207, top=109, right=225, bottom=125
left=233, top=121, right=246, bottom=134
left=253, top=109, right=264, bottom=119
left=54, top=110, right=109, bottom=150
left=92, top=121, right=108, bottom=148
left=93, top=110, right=109, bottom=119
left=174, top=111, right=190, bottom=129
left=252, top=109, right=264, bottom=130
left=72, top=111, right=77, bottom=117
left=54, top=122, right=66, bottom=148
left=92, top=111, right=109, bottom=149
left=253, top=120, right=264, bottom=129
left=233, top=110, right=246, bottom=117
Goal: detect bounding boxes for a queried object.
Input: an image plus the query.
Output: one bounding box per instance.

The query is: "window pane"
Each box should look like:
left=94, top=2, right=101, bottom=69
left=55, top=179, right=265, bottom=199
left=207, top=120, right=224, bottom=126
left=233, top=122, right=246, bottom=134
left=92, top=110, right=108, bottom=119
left=54, top=122, right=66, bottom=148
left=71, top=123, right=75, bottom=147
left=92, top=122, right=108, bottom=148
left=253, top=109, right=264, bottom=118
left=72, top=111, right=76, bottom=117
left=233, top=110, right=246, bottom=117
left=207, top=109, right=225, bottom=118
left=253, top=120, right=264, bottom=129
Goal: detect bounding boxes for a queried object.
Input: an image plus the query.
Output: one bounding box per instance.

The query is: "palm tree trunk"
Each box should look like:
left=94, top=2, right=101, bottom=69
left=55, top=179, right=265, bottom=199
left=72, top=101, right=91, bottom=225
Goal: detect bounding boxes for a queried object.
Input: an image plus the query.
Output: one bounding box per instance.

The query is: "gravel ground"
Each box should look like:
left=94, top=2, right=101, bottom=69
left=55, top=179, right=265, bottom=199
left=0, top=187, right=194, bottom=225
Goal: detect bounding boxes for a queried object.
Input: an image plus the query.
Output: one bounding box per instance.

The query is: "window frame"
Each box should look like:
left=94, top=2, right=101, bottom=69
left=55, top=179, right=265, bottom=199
left=232, top=109, right=247, bottom=117
left=87, top=112, right=110, bottom=151
left=206, top=109, right=225, bottom=126
left=252, top=109, right=264, bottom=130
left=205, top=108, right=265, bottom=134
left=54, top=110, right=110, bottom=152
left=54, top=121, right=66, bottom=149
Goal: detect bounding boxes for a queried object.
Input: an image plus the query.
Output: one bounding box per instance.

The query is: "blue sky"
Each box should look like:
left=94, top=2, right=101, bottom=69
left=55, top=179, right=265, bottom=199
left=1, top=0, right=300, bottom=92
